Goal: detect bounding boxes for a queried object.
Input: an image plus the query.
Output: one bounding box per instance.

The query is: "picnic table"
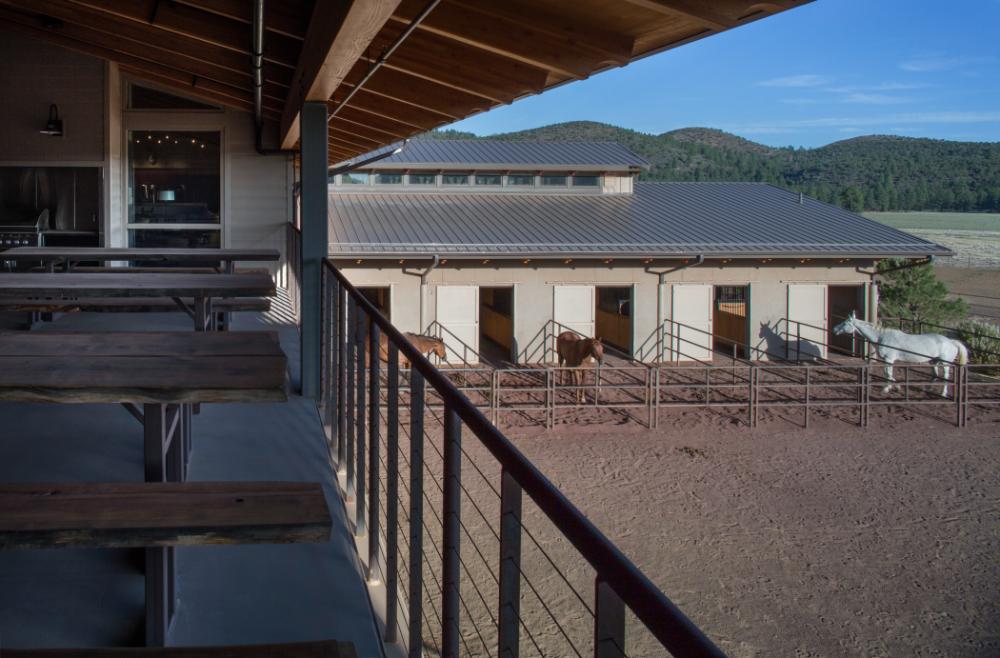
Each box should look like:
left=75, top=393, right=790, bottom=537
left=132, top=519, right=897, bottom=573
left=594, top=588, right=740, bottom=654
left=0, top=330, right=289, bottom=644
left=1, top=247, right=279, bottom=273
left=0, top=271, right=275, bottom=331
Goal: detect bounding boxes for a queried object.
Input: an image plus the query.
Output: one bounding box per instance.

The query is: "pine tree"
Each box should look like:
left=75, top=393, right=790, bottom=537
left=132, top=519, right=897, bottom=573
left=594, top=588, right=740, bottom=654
left=877, top=260, right=968, bottom=325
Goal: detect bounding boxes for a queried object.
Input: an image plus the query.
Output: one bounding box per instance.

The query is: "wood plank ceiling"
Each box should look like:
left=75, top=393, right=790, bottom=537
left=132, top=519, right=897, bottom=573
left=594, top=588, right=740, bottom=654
left=0, top=0, right=811, bottom=161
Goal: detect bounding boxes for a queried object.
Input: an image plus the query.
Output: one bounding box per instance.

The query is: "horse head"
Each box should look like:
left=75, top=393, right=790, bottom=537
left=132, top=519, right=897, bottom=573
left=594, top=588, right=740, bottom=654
left=590, top=337, right=604, bottom=364
left=432, top=340, right=447, bottom=361
left=833, top=310, right=858, bottom=336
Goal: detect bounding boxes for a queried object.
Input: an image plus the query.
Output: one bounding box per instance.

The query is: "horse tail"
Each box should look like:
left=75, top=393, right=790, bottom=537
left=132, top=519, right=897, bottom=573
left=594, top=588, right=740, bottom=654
left=954, top=340, right=969, bottom=365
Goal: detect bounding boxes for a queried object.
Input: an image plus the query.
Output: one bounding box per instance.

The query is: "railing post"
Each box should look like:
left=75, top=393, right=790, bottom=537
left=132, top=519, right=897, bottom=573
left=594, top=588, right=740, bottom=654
left=356, top=306, right=367, bottom=536
left=337, top=283, right=348, bottom=469
left=408, top=371, right=425, bottom=658
left=330, top=274, right=340, bottom=461
left=498, top=468, right=522, bottom=658
left=346, top=297, right=356, bottom=498
left=441, top=404, right=462, bottom=658
left=385, top=344, right=400, bottom=643
left=368, top=321, right=381, bottom=579
left=594, top=577, right=625, bottom=658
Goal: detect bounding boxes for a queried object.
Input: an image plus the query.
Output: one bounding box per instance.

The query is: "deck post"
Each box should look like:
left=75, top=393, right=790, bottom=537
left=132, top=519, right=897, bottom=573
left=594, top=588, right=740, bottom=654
left=368, top=321, right=381, bottom=579
left=338, top=284, right=348, bottom=469
left=356, top=305, right=367, bottom=535
left=408, top=371, right=425, bottom=658
left=346, top=298, right=356, bottom=499
left=441, top=404, right=462, bottom=658
left=385, top=344, right=400, bottom=642
left=594, top=577, right=626, bottom=658
left=498, top=468, right=522, bottom=658
left=299, top=100, right=328, bottom=398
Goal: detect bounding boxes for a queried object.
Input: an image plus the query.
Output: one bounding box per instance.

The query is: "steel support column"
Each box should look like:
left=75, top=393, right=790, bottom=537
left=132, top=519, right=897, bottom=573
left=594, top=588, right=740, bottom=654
left=300, top=101, right=328, bottom=398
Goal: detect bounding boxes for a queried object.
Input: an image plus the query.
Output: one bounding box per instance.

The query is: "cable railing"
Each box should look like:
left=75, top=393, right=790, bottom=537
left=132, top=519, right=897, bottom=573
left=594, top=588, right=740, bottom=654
left=319, top=258, right=728, bottom=658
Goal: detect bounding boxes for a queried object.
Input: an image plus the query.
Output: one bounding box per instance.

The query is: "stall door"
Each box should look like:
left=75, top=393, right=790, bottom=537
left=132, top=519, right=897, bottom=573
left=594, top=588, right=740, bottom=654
left=787, top=284, right=827, bottom=359
left=553, top=285, right=595, bottom=336
left=436, top=285, right=479, bottom=363
left=671, top=284, right=713, bottom=361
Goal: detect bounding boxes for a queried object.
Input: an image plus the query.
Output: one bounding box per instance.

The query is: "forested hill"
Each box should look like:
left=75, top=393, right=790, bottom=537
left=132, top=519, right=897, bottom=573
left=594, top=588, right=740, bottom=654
left=424, top=122, right=1000, bottom=212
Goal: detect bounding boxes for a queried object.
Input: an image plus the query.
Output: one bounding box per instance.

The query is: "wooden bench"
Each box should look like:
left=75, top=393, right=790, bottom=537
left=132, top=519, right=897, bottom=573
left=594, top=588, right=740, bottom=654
left=0, top=482, right=331, bottom=549
left=0, top=297, right=270, bottom=314
left=0, top=640, right=357, bottom=657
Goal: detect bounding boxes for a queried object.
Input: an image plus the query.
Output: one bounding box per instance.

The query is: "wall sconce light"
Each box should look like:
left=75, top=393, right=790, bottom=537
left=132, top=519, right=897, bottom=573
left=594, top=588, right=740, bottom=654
left=39, top=104, right=63, bottom=137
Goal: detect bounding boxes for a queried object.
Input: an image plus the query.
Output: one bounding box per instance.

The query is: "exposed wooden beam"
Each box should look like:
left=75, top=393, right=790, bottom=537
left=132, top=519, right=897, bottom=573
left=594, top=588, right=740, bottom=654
left=451, top=0, right=635, bottom=61
left=68, top=0, right=302, bottom=67
left=341, top=64, right=490, bottom=120
left=328, top=124, right=388, bottom=148
left=331, top=99, right=434, bottom=133
left=0, top=5, right=287, bottom=102
left=360, top=36, right=544, bottom=104
left=619, top=0, right=737, bottom=31
left=172, top=0, right=310, bottom=40
left=279, top=0, right=401, bottom=150
left=333, top=112, right=410, bottom=141
left=329, top=133, right=377, bottom=152
left=0, top=11, right=279, bottom=114
left=391, top=0, right=626, bottom=80
left=2, top=0, right=293, bottom=88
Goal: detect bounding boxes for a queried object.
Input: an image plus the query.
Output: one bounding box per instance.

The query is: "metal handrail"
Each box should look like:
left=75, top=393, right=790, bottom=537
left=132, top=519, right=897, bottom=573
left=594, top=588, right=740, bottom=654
left=323, top=258, right=727, bottom=658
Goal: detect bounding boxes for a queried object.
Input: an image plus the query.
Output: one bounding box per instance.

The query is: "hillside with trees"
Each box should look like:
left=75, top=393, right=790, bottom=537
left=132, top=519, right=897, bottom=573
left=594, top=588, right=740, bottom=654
left=424, top=122, right=1000, bottom=212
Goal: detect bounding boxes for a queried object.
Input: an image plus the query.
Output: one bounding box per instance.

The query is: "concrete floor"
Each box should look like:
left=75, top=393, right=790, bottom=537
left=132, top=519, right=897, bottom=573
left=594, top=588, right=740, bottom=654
left=0, top=305, right=383, bottom=656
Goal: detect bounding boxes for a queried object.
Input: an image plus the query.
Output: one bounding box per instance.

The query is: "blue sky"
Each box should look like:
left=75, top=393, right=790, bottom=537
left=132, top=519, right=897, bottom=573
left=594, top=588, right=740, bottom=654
left=446, top=0, right=1000, bottom=147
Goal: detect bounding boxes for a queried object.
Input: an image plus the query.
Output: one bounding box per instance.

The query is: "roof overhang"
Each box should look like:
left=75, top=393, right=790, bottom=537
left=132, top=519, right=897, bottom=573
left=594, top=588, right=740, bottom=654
left=327, top=248, right=953, bottom=261
left=0, top=0, right=813, bottom=157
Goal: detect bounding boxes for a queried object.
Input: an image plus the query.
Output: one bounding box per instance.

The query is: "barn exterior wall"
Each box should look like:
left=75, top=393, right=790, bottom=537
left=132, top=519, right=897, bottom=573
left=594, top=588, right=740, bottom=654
left=335, top=261, right=874, bottom=363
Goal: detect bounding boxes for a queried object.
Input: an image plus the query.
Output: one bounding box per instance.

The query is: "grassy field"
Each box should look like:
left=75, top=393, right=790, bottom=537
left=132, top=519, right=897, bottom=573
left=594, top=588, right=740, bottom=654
left=865, top=211, right=1000, bottom=231
left=865, top=212, right=1000, bottom=269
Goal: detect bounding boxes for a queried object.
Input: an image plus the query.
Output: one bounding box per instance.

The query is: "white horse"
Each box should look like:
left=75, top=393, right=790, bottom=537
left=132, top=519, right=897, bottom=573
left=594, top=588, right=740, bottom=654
left=832, top=311, right=968, bottom=396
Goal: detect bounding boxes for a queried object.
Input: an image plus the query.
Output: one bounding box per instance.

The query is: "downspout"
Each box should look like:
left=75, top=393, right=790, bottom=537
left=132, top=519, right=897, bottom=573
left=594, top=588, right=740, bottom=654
left=645, top=255, right=706, bottom=327
left=252, top=0, right=294, bottom=155
left=856, top=255, right=936, bottom=325
left=404, top=255, right=440, bottom=332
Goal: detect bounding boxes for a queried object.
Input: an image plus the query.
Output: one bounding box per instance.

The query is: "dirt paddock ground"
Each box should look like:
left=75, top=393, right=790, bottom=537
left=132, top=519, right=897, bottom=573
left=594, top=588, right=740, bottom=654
left=493, top=405, right=1000, bottom=657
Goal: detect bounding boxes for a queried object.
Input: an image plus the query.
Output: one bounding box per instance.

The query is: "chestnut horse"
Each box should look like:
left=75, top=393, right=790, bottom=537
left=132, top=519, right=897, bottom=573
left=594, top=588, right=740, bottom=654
left=379, top=332, right=447, bottom=367
left=556, top=331, right=604, bottom=402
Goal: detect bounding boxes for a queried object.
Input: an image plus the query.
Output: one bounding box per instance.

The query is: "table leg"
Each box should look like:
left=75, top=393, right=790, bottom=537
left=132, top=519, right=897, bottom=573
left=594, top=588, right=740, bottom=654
left=144, top=403, right=184, bottom=646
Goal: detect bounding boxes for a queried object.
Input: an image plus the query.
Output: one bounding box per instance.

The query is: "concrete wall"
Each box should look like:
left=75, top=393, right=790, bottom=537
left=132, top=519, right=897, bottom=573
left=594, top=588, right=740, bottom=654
left=0, top=33, right=105, bottom=164
left=335, top=260, right=874, bottom=363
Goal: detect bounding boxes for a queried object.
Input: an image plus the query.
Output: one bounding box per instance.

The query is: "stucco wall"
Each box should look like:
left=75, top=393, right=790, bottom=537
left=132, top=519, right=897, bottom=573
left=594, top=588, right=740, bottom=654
left=0, top=33, right=105, bottom=164
left=335, top=260, right=873, bottom=363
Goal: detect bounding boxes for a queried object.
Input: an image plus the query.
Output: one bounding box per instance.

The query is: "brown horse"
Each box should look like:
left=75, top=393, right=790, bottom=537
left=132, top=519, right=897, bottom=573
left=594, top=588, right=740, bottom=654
left=556, top=331, right=604, bottom=402
left=379, top=332, right=447, bottom=367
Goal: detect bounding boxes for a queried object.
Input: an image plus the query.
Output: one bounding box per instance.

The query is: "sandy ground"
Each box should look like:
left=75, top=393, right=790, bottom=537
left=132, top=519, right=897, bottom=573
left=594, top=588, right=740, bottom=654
left=386, top=399, right=1000, bottom=658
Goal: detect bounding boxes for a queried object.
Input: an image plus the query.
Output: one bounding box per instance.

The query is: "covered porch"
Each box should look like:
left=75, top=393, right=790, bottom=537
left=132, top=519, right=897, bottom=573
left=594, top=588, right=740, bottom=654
left=0, top=1, right=812, bottom=655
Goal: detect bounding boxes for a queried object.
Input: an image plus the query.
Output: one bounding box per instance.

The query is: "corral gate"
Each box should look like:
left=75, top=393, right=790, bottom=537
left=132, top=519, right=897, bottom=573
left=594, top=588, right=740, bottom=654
left=671, top=284, right=713, bottom=361
left=436, top=285, right=479, bottom=362
left=553, top=285, right=595, bottom=336
left=787, top=283, right=827, bottom=359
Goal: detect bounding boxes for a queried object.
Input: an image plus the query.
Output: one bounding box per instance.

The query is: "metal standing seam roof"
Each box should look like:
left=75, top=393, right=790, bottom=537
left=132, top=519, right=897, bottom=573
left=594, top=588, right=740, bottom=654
left=337, top=139, right=650, bottom=170
left=327, top=182, right=951, bottom=259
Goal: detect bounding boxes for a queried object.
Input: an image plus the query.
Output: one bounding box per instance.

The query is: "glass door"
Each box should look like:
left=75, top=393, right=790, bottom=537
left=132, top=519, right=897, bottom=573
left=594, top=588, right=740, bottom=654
left=127, top=130, right=221, bottom=252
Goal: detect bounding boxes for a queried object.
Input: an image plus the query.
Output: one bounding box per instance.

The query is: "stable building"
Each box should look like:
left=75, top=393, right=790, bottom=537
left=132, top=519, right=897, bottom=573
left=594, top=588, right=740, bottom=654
left=329, top=139, right=950, bottom=363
